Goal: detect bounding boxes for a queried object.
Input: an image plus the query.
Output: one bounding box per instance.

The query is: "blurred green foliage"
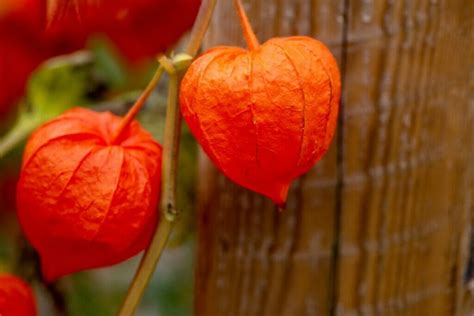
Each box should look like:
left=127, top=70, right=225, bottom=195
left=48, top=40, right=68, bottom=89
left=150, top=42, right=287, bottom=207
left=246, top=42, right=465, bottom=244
left=27, top=51, right=95, bottom=119
left=67, top=274, right=113, bottom=316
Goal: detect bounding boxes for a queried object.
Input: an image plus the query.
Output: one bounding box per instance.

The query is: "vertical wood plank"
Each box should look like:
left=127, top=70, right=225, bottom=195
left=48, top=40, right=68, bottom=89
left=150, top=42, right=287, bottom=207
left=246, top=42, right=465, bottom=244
left=194, top=1, right=473, bottom=316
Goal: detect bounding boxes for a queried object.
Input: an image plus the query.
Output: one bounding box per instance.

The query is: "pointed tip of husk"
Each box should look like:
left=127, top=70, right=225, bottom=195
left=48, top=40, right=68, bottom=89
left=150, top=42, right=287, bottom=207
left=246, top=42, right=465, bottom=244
left=267, top=182, right=290, bottom=208
left=40, top=253, right=65, bottom=283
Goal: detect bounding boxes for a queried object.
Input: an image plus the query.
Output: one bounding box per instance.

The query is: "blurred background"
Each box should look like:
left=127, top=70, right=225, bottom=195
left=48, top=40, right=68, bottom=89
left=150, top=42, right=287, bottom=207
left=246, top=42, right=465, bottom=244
left=1, top=0, right=473, bottom=316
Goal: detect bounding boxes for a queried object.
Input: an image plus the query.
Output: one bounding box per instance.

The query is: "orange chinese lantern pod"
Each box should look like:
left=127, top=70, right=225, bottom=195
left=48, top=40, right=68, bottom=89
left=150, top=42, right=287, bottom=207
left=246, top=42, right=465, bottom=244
left=16, top=107, right=162, bottom=281
left=179, top=0, right=341, bottom=206
left=0, top=274, right=37, bottom=316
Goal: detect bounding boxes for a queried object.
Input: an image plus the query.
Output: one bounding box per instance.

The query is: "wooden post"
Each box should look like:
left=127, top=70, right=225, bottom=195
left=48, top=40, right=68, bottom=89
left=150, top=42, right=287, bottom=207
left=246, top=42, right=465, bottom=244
left=195, top=1, right=474, bottom=316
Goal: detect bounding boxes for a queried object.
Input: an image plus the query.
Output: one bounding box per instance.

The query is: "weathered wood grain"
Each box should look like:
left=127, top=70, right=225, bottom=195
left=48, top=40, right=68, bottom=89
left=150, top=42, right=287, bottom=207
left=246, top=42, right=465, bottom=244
left=194, top=1, right=473, bottom=315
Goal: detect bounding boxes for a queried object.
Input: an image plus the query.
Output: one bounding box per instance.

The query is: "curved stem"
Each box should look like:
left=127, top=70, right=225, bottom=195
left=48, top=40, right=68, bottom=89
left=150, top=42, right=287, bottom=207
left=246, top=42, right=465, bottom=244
left=118, top=63, right=180, bottom=316
left=117, top=1, right=217, bottom=315
left=117, top=208, right=174, bottom=316
left=111, top=66, right=165, bottom=144
left=185, top=0, right=218, bottom=56
left=232, top=0, right=260, bottom=50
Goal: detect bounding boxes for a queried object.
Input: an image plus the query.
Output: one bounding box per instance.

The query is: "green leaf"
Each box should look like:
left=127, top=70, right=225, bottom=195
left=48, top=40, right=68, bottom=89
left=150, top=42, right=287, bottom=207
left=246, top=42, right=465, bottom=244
left=27, top=51, right=95, bottom=120
left=0, top=51, right=105, bottom=160
left=89, top=36, right=127, bottom=88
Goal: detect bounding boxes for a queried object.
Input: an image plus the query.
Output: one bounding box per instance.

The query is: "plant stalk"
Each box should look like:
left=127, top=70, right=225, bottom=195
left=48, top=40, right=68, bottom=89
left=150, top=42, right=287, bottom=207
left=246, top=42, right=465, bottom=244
left=232, top=0, right=260, bottom=50
left=117, top=1, right=217, bottom=315
left=111, top=66, right=165, bottom=143
left=185, top=0, right=218, bottom=56
left=117, top=62, right=180, bottom=316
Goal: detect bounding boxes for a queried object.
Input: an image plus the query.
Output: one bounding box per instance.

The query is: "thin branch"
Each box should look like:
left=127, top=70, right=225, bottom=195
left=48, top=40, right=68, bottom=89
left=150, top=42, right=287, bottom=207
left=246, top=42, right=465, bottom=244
left=232, top=0, right=260, bottom=50
left=185, top=0, right=218, bottom=56
left=117, top=60, right=180, bottom=316
left=111, top=66, right=165, bottom=143
left=117, top=210, right=174, bottom=316
left=117, top=1, right=217, bottom=315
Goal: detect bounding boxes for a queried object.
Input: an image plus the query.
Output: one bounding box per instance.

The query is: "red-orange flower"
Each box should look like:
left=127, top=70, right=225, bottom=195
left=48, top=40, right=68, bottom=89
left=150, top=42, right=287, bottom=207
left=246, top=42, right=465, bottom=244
left=0, top=274, right=37, bottom=316
left=45, top=0, right=202, bottom=61
left=0, top=0, right=47, bottom=118
left=0, top=0, right=201, bottom=117
left=16, top=108, right=162, bottom=280
left=180, top=0, right=340, bottom=205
